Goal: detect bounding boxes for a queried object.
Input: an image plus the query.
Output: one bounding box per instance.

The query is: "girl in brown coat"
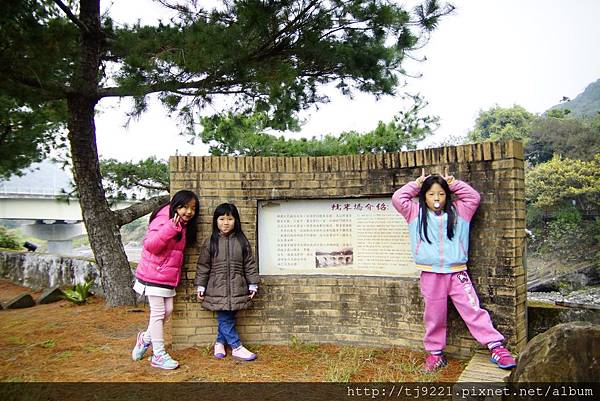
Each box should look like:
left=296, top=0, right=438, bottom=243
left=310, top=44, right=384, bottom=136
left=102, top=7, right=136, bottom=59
left=195, top=203, right=260, bottom=361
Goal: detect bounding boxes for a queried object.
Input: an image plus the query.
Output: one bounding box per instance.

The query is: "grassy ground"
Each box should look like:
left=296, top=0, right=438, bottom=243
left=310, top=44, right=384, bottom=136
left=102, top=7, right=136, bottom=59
left=0, top=279, right=466, bottom=382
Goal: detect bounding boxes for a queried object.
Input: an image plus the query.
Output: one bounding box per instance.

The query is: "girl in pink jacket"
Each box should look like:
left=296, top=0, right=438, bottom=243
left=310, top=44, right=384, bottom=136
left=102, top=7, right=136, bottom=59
left=392, top=171, right=516, bottom=372
left=131, top=190, right=199, bottom=370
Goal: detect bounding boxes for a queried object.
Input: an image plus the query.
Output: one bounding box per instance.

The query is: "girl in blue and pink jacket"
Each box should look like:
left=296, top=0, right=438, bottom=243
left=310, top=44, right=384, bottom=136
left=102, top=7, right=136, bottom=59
left=131, top=190, right=199, bottom=370
left=392, top=171, right=516, bottom=372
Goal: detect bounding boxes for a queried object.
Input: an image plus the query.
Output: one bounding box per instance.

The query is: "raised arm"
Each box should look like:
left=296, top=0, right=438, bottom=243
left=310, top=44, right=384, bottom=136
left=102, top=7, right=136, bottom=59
left=449, top=179, right=481, bottom=222
left=392, top=181, right=421, bottom=223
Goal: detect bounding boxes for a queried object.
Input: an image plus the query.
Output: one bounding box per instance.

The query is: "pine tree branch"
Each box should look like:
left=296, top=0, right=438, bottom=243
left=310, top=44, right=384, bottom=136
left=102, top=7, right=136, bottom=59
left=98, top=75, right=244, bottom=98
left=112, top=195, right=169, bottom=227
left=131, top=181, right=169, bottom=191
left=0, top=68, right=72, bottom=100
left=52, top=0, right=91, bottom=34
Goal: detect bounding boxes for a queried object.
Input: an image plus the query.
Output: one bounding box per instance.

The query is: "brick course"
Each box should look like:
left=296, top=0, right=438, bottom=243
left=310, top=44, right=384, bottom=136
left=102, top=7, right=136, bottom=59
left=170, top=140, right=526, bottom=356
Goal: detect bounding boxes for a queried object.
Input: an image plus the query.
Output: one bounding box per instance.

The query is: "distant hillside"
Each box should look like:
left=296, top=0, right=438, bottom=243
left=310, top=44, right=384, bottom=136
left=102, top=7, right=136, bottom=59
left=548, top=78, right=600, bottom=117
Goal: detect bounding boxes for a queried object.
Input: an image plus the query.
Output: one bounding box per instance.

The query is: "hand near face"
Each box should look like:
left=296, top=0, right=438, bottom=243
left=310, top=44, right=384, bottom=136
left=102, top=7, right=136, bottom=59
left=442, top=166, right=455, bottom=184
left=415, top=168, right=431, bottom=188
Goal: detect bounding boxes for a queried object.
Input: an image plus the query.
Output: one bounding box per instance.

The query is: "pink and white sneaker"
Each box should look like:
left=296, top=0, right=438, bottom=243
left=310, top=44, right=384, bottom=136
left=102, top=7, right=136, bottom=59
left=151, top=352, right=179, bottom=370
left=490, top=346, right=517, bottom=369
left=423, top=354, right=448, bottom=372
left=131, top=331, right=150, bottom=361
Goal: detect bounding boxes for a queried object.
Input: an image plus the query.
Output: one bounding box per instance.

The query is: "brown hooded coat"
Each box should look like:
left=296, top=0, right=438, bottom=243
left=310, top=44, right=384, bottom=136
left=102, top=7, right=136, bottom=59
left=194, top=233, right=259, bottom=311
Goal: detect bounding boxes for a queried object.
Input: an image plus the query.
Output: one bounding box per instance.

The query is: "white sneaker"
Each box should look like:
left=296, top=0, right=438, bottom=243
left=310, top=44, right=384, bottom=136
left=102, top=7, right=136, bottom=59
left=232, top=345, right=256, bottom=361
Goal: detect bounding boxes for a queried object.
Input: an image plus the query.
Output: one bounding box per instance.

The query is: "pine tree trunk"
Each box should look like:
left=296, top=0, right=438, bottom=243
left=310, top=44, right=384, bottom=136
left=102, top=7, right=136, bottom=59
left=67, top=97, right=136, bottom=307
left=65, top=0, right=135, bottom=306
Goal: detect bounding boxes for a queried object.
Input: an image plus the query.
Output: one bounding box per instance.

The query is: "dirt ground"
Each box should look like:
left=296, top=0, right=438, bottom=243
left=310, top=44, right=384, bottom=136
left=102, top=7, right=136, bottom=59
left=0, top=279, right=466, bottom=382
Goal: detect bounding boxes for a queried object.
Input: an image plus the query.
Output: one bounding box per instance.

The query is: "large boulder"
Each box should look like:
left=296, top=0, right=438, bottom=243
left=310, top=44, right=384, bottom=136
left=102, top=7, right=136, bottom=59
left=510, top=322, right=600, bottom=382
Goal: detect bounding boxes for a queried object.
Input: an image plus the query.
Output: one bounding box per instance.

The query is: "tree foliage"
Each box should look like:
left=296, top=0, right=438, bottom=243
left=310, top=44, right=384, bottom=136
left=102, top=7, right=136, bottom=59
left=200, top=94, right=438, bottom=156
left=100, top=157, right=169, bottom=199
left=0, top=226, right=21, bottom=250
left=467, top=105, right=535, bottom=144
left=0, top=0, right=453, bottom=306
left=108, top=0, right=454, bottom=132
left=525, top=154, right=600, bottom=215
left=526, top=111, right=600, bottom=164
left=526, top=155, right=600, bottom=268
left=467, top=104, right=600, bottom=165
left=0, top=96, right=67, bottom=179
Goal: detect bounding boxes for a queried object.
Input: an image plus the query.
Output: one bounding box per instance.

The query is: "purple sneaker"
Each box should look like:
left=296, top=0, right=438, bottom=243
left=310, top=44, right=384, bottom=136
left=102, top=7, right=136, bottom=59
left=423, top=354, right=448, bottom=372
left=214, top=342, right=226, bottom=359
left=490, top=346, right=517, bottom=369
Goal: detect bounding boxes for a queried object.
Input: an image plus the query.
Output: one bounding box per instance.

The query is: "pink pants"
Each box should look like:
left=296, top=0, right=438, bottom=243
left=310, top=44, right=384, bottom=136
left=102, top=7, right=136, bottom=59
left=419, top=271, right=504, bottom=352
left=146, top=296, right=173, bottom=342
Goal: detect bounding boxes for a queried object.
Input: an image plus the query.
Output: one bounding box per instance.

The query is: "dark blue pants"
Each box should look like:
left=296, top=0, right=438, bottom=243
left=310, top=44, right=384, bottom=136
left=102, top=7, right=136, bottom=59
left=216, top=311, right=241, bottom=348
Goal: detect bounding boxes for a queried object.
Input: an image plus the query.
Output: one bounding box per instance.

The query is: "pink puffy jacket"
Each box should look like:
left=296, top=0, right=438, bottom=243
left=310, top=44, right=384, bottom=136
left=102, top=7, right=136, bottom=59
left=135, top=205, right=186, bottom=287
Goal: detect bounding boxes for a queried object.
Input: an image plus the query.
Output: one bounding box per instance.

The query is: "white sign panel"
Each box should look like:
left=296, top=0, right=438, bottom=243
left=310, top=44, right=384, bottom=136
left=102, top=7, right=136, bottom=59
left=257, top=198, right=417, bottom=277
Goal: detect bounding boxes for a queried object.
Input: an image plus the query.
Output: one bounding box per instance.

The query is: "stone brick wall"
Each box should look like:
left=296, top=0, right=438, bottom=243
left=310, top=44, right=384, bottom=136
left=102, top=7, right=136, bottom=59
left=170, top=140, right=526, bottom=356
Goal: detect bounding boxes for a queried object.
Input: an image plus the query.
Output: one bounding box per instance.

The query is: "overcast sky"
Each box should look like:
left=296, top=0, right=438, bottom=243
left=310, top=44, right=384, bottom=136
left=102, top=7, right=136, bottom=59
left=95, top=0, right=600, bottom=161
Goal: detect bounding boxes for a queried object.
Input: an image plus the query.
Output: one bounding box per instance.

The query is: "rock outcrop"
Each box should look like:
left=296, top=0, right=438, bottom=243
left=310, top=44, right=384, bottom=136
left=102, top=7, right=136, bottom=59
left=510, top=322, right=600, bottom=382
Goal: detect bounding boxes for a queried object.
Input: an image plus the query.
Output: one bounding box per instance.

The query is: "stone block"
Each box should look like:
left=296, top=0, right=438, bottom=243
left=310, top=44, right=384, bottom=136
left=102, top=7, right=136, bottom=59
left=37, top=286, right=63, bottom=304
left=6, top=293, right=36, bottom=309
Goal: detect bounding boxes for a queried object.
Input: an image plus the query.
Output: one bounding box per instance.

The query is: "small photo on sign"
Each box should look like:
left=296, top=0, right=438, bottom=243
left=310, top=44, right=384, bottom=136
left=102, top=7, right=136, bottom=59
left=315, top=247, right=354, bottom=268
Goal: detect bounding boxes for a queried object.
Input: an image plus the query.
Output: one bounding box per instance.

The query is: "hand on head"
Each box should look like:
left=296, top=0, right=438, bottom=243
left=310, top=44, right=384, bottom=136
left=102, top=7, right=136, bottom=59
left=415, top=167, right=454, bottom=187
left=442, top=166, right=455, bottom=184
left=415, top=168, right=430, bottom=187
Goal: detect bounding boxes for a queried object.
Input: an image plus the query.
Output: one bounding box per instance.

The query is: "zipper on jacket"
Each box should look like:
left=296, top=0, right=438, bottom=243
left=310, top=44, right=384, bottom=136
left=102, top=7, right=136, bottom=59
left=227, top=236, right=231, bottom=310
left=438, top=214, right=444, bottom=270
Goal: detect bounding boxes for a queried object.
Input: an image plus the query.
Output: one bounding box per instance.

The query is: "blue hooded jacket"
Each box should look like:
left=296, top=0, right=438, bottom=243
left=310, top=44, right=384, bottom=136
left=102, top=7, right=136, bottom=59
left=392, top=179, right=481, bottom=273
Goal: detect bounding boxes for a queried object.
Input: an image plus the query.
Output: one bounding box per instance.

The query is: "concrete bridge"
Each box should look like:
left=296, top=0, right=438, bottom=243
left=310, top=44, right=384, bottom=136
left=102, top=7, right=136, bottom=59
left=0, top=161, right=132, bottom=254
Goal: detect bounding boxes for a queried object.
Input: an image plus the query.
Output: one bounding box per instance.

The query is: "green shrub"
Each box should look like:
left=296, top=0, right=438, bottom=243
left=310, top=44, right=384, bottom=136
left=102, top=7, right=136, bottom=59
left=526, top=206, right=546, bottom=227
left=554, top=205, right=582, bottom=225
left=61, top=280, right=94, bottom=305
left=0, top=226, right=21, bottom=250
left=536, top=220, right=597, bottom=263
